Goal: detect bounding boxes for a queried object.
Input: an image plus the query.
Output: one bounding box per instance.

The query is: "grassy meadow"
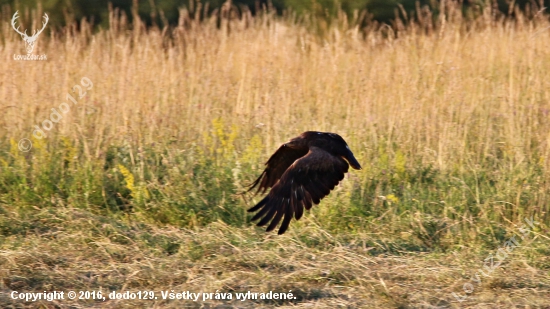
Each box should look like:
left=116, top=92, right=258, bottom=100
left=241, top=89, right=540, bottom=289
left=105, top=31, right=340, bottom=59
left=1, top=3, right=550, bottom=308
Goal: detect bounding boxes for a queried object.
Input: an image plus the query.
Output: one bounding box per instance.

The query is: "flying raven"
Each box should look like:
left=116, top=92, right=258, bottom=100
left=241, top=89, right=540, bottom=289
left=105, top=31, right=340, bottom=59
left=247, top=131, right=362, bottom=234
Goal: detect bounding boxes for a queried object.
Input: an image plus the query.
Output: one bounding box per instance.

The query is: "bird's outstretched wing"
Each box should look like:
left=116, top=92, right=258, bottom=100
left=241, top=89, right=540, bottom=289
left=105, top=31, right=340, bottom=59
left=247, top=144, right=308, bottom=194
left=248, top=147, right=349, bottom=234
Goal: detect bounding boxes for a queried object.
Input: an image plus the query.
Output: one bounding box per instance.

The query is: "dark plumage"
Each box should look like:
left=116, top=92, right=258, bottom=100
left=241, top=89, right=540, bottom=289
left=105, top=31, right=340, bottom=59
left=247, top=131, right=362, bottom=234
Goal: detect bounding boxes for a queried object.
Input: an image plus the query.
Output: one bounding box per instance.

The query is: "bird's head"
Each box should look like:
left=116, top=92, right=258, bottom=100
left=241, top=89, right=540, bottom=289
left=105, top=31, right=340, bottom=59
left=304, top=131, right=362, bottom=170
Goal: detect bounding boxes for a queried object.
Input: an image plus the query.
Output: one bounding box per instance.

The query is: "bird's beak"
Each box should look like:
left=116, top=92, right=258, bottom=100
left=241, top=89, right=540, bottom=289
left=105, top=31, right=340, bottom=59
left=344, top=148, right=362, bottom=170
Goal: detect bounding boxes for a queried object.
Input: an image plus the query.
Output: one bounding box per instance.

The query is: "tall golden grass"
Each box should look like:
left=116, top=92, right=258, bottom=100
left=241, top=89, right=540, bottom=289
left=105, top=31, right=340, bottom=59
left=1, top=2, right=550, bottom=307
left=3, top=3, right=549, bottom=163
left=3, top=3, right=550, bottom=222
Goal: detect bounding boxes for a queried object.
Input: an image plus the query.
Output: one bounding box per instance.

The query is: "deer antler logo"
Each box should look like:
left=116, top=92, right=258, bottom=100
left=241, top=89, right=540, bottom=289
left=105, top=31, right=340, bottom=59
left=11, top=11, right=49, bottom=54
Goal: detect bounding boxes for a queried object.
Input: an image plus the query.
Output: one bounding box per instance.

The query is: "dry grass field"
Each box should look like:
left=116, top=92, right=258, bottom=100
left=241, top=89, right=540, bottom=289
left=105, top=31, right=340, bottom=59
left=1, top=3, right=550, bottom=308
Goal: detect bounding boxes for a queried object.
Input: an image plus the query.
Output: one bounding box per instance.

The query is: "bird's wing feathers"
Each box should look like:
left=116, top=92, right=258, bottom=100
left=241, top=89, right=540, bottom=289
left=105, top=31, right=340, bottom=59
left=247, top=144, right=308, bottom=194
left=249, top=147, right=349, bottom=234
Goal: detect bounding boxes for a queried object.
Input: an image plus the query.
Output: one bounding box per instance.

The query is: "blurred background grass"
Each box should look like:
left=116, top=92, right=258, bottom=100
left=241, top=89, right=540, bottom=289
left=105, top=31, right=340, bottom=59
left=3, top=0, right=550, bottom=29
left=1, top=1, right=550, bottom=307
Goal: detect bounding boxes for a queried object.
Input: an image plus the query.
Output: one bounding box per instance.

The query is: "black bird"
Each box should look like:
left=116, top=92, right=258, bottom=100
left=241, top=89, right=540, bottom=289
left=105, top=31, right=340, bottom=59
left=247, top=131, right=362, bottom=234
